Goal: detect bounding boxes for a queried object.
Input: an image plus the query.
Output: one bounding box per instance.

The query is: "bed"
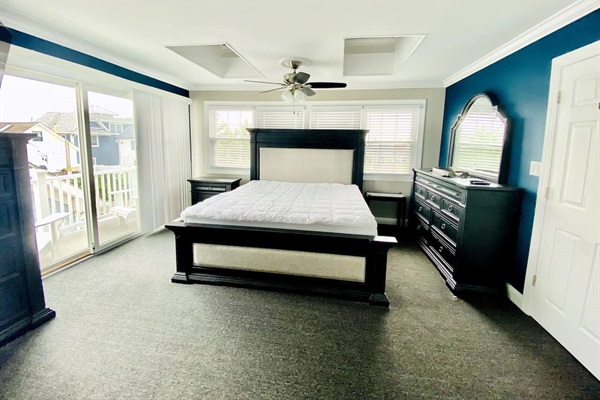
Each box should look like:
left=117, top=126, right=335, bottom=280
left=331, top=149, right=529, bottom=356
left=165, top=128, right=397, bottom=306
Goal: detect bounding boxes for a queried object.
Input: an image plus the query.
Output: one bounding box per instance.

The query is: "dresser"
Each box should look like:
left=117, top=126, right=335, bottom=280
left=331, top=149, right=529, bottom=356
left=188, top=177, right=241, bottom=204
left=412, top=169, right=522, bottom=294
left=0, top=133, right=55, bottom=347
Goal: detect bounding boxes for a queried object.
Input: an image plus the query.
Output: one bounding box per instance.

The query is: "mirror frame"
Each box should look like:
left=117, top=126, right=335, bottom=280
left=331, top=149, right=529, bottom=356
left=447, top=92, right=512, bottom=184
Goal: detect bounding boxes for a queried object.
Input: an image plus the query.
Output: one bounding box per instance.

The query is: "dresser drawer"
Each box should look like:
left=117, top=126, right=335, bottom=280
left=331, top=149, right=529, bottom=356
left=426, top=190, right=442, bottom=209
left=414, top=199, right=432, bottom=223
left=432, top=212, right=459, bottom=245
left=441, top=198, right=463, bottom=222
left=414, top=183, right=427, bottom=201
left=190, top=183, right=228, bottom=192
left=430, top=231, right=456, bottom=271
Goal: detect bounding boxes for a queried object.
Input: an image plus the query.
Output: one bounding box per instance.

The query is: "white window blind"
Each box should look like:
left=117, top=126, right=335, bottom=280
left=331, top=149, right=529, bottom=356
left=310, top=106, right=362, bottom=129
left=207, top=102, right=424, bottom=175
left=453, top=111, right=504, bottom=173
left=209, top=108, right=253, bottom=169
left=309, top=104, right=423, bottom=174
left=256, top=106, right=305, bottom=129
left=364, top=106, right=421, bottom=174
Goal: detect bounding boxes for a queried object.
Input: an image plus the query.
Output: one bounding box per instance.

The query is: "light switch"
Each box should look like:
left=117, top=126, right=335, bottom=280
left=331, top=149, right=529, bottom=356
left=530, top=161, right=541, bottom=176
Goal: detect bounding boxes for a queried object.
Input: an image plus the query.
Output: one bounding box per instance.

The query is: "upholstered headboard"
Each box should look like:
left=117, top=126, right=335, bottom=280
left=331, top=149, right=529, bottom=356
left=247, top=128, right=368, bottom=191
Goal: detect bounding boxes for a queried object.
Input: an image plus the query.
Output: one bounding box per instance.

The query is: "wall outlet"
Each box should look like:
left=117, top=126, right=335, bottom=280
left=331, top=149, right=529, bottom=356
left=530, top=161, right=542, bottom=176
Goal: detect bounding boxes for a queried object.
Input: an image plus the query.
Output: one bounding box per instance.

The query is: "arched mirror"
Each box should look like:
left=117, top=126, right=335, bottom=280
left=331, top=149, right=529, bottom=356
left=447, top=93, right=511, bottom=184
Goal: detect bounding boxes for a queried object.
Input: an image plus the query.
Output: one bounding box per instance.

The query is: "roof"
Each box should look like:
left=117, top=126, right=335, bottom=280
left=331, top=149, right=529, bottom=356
left=0, top=122, right=43, bottom=133
left=115, top=125, right=135, bottom=140
left=36, top=112, right=78, bottom=134
left=34, top=107, right=133, bottom=135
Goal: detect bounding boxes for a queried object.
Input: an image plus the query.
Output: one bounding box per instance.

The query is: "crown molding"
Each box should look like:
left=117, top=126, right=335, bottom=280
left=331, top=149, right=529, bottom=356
left=1, top=10, right=192, bottom=90
left=191, top=81, right=444, bottom=92
left=443, top=0, right=600, bottom=87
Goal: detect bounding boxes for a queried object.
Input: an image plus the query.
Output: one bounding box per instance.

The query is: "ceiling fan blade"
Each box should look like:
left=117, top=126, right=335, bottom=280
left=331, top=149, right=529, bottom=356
left=300, top=86, right=316, bottom=97
left=260, top=87, right=286, bottom=94
left=293, top=72, right=310, bottom=84
left=307, top=82, right=347, bottom=89
left=244, top=80, right=285, bottom=86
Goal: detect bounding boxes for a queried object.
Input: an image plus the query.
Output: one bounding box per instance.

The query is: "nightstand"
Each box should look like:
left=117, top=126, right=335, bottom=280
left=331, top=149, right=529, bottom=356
left=365, top=192, right=407, bottom=234
left=188, top=177, right=241, bottom=204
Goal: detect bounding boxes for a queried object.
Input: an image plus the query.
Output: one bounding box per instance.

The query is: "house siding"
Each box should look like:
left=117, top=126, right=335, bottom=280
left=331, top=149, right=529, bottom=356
left=439, top=10, right=600, bottom=292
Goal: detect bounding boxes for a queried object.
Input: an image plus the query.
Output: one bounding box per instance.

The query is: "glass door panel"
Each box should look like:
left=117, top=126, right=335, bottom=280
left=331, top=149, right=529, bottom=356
left=86, top=91, right=139, bottom=246
left=0, top=75, right=89, bottom=272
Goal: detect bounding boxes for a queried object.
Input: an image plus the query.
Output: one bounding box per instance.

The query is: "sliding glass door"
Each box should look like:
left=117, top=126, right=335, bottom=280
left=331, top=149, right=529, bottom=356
left=0, top=75, right=141, bottom=273
left=86, top=90, right=139, bottom=247
left=0, top=75, right=90, bottom=272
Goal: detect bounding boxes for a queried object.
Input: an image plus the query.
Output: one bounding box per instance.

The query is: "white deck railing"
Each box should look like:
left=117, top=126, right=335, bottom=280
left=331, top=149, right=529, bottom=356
left=30, top=166, right=138, bottom=232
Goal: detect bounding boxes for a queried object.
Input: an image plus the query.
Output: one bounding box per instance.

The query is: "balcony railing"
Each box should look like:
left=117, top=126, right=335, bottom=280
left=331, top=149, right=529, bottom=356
left=30, top=166, right=138, bottom=235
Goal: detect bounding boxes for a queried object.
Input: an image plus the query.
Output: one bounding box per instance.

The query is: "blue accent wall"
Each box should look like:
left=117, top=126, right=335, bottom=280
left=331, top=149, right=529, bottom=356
left=440, top=10, right=600, bottom=292
left=7, top=29, right=189, bottom=98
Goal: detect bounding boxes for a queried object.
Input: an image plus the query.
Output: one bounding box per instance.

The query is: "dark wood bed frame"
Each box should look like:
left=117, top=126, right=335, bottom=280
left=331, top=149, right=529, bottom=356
left=165, top=128, right=397, bottom=306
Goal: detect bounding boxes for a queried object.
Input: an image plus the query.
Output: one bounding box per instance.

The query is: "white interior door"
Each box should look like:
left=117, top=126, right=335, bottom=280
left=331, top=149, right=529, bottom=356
left=526, top=41, right=599, bottom=379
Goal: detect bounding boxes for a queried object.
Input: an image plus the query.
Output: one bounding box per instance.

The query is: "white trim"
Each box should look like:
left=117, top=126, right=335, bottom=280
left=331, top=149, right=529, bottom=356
left=506, top=283, right=525, bottom=313
left=2, top=10, right=191, bottom=90
left=443, top=0, right=600, bottom=87
left=193, top=81, right=444, bottom=91
left=521, top=40, right=600, bottom=315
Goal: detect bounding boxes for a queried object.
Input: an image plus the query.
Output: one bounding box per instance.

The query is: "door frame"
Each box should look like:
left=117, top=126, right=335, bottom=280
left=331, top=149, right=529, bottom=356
left=522, top=40, right=600, bottom=314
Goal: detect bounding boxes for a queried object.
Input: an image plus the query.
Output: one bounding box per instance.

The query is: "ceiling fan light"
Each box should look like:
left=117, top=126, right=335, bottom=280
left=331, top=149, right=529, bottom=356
left=281, top=90, right=294, bottom=102
left=293, top=89, right=306, bottom=102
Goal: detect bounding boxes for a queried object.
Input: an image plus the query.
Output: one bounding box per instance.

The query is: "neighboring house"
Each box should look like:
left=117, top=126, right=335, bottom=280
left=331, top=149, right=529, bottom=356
left=36, top=105, right=134, bottom=166
left=115, top=125, right=136, bottom=167
left=0, top=122, right=79, bottom=172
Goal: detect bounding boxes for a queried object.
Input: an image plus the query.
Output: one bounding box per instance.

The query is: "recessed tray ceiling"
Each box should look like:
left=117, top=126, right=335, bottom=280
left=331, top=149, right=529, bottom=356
left=343, top=35, right=426, bottom=76
left=166, top=43, right=263, bottom=79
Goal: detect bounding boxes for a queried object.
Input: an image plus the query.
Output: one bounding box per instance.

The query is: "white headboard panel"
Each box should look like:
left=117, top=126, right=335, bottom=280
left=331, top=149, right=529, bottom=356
left=259, top=148, right=354, bottom=184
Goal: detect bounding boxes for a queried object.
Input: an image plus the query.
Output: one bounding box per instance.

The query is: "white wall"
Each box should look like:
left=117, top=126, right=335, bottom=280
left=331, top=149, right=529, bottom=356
left=189, top=88, right=446, bottom=218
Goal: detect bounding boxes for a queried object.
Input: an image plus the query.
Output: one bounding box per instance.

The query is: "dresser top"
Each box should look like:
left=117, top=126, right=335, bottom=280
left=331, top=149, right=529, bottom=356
left=414, top=169, right=521, bottom=192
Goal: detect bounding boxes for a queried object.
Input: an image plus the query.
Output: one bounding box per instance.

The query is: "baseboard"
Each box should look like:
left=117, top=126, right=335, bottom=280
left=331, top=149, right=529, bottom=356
left=506, top=283, right=524, bottom=311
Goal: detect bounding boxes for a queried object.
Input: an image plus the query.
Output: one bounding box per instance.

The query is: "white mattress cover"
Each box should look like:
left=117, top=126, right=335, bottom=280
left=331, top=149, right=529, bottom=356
left=181, top=180, right=377, bottom=237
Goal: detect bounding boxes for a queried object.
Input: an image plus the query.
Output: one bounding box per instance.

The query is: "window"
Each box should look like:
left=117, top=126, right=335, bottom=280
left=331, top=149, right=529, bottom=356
left=109, top=123, right=123, bottom=133
left=31, top=130, right=43, bottom=141
left=91, top=135, right=99, bottom=147
left=309, top=103, right=425, bottom=175
left=206, top=101, right=425, bottom=178
left=208, top=108, right=253, bottom=169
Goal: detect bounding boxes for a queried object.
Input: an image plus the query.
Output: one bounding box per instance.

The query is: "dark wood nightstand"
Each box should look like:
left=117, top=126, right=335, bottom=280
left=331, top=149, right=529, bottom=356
left=188, top=177, right=241, bottom=204
left=365, top=192, right=407, bottom=234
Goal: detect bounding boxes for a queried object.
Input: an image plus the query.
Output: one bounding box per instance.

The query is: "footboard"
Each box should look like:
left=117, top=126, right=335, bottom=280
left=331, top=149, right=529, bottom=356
left=165, top=221, right=397, bottom=306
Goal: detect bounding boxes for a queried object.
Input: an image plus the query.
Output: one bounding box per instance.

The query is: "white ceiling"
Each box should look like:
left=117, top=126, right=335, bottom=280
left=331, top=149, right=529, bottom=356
left=0, top=0, right=589, bottom=91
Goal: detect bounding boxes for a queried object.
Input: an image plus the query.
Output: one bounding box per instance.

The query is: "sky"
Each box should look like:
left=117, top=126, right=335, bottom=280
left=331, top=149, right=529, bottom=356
left=0, top=75, right=133, bottom=122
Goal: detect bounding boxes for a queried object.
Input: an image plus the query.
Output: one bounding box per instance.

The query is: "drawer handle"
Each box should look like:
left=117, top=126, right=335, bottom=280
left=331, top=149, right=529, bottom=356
left=416, top=225, right=421, bottom=230
left=418, top=206, right=423, bottom=212
left=448, top=205, right=453, bottom=212
left=439, top=246, right=443, bottom=253
left=441, top=223, right=446, bottom=230
left=455, top=192, right=460, bottom=197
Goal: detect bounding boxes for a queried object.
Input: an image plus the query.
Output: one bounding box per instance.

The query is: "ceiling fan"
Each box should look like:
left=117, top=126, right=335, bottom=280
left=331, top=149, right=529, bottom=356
left=245, top=59, right=347, bottom=102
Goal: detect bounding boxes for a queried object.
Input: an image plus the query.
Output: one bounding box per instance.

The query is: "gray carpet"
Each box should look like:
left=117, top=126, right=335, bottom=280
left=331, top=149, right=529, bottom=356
left=0, top=229, right=598, bottom=400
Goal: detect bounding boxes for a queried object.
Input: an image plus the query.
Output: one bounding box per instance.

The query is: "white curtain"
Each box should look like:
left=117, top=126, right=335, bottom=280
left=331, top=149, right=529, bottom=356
left=134, top=90, right=191, bottom=233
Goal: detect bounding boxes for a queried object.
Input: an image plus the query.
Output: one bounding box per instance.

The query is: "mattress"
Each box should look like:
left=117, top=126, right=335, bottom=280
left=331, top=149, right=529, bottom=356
left=181, top=180, right=378, bottom=237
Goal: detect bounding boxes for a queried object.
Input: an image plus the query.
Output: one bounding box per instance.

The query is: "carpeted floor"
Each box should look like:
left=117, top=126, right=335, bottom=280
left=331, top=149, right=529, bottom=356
left=0, top=229, right=598, bottom=400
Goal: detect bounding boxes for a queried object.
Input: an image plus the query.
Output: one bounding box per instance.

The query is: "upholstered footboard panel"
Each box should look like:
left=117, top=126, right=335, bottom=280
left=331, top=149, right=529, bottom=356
left=165, top=222, right=397, bottom=306
left=193, top=243, right=366, bottom=282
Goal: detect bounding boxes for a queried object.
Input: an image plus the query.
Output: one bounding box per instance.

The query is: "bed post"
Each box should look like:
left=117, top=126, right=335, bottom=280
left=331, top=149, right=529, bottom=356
left=168, top=223, right=194, bottom=284
left=366, top=236, right=397, bottom=306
